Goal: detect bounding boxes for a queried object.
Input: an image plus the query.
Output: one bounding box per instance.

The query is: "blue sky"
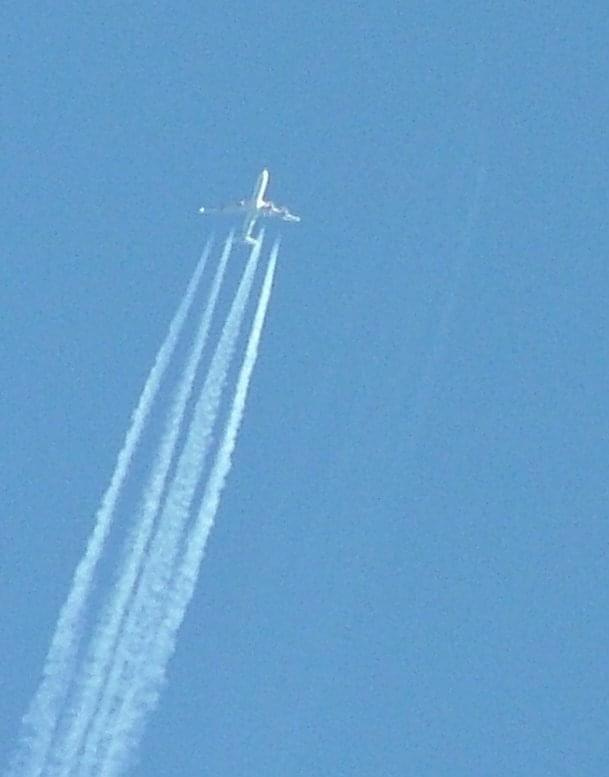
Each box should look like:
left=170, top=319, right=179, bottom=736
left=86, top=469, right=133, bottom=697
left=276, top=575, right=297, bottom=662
left=3, top=2, right=609, bottom=775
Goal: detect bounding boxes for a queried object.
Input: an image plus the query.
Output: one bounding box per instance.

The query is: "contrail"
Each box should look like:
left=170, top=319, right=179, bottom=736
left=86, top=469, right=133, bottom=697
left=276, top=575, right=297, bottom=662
left=44, top=233, right=234, bottom=777
left=98, top=239, right=279, bottom=777
left=7, top=238, right=214, bottom=777
left=71, top=234, right=265, bottom=777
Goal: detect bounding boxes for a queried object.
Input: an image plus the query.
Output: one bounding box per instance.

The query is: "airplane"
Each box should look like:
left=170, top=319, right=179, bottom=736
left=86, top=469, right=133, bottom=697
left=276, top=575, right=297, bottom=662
left=199, top=169, right=300, bottom=245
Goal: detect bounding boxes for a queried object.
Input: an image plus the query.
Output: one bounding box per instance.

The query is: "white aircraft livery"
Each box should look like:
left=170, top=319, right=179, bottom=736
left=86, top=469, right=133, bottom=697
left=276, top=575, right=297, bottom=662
left=199, top=169, right=300, bottom=244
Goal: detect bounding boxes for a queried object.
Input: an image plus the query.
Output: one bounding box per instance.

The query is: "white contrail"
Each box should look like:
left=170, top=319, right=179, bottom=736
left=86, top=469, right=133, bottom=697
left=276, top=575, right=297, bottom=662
left=99, top=239, right=279, bottom=777
left=73, top=234, right=265, bottom=777
left=7, top=238, right=214, bottom=777
left=44, top=233, right=234, bottom=777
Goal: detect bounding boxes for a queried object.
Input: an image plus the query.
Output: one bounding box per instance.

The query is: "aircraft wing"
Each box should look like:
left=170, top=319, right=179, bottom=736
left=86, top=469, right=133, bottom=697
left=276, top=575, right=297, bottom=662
left=199, top=203, right=247, bottom=215
left=266, top=202, right=301, bottom=222
left=280, top=210, right=300, bottom=223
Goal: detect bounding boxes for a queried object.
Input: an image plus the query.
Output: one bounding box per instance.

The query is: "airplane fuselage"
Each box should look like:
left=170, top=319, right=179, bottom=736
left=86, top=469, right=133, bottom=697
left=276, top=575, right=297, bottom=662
left=252, top=168, right=270, bottom=209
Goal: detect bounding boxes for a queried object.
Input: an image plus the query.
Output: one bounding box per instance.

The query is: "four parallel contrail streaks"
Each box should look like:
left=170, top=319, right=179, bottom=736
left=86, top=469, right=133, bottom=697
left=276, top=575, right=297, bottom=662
left=6, top=230, right=280, bottom=777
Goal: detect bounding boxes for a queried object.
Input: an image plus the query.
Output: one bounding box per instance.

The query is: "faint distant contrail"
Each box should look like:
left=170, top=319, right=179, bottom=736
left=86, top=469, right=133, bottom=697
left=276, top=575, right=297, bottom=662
left=98, top=239, right=279, bottom=777
left=7, top=238, right=214, bottom=777
left=46, top=234, right=234, bottom=777
left=405, top=162, right=487, bottom=453
left=75, top=235, right=265, bottom=777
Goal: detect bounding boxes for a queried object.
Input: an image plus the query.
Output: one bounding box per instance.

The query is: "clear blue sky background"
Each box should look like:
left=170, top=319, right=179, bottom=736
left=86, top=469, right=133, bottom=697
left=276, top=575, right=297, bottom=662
left=3, top=2, right=609, bottom=775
